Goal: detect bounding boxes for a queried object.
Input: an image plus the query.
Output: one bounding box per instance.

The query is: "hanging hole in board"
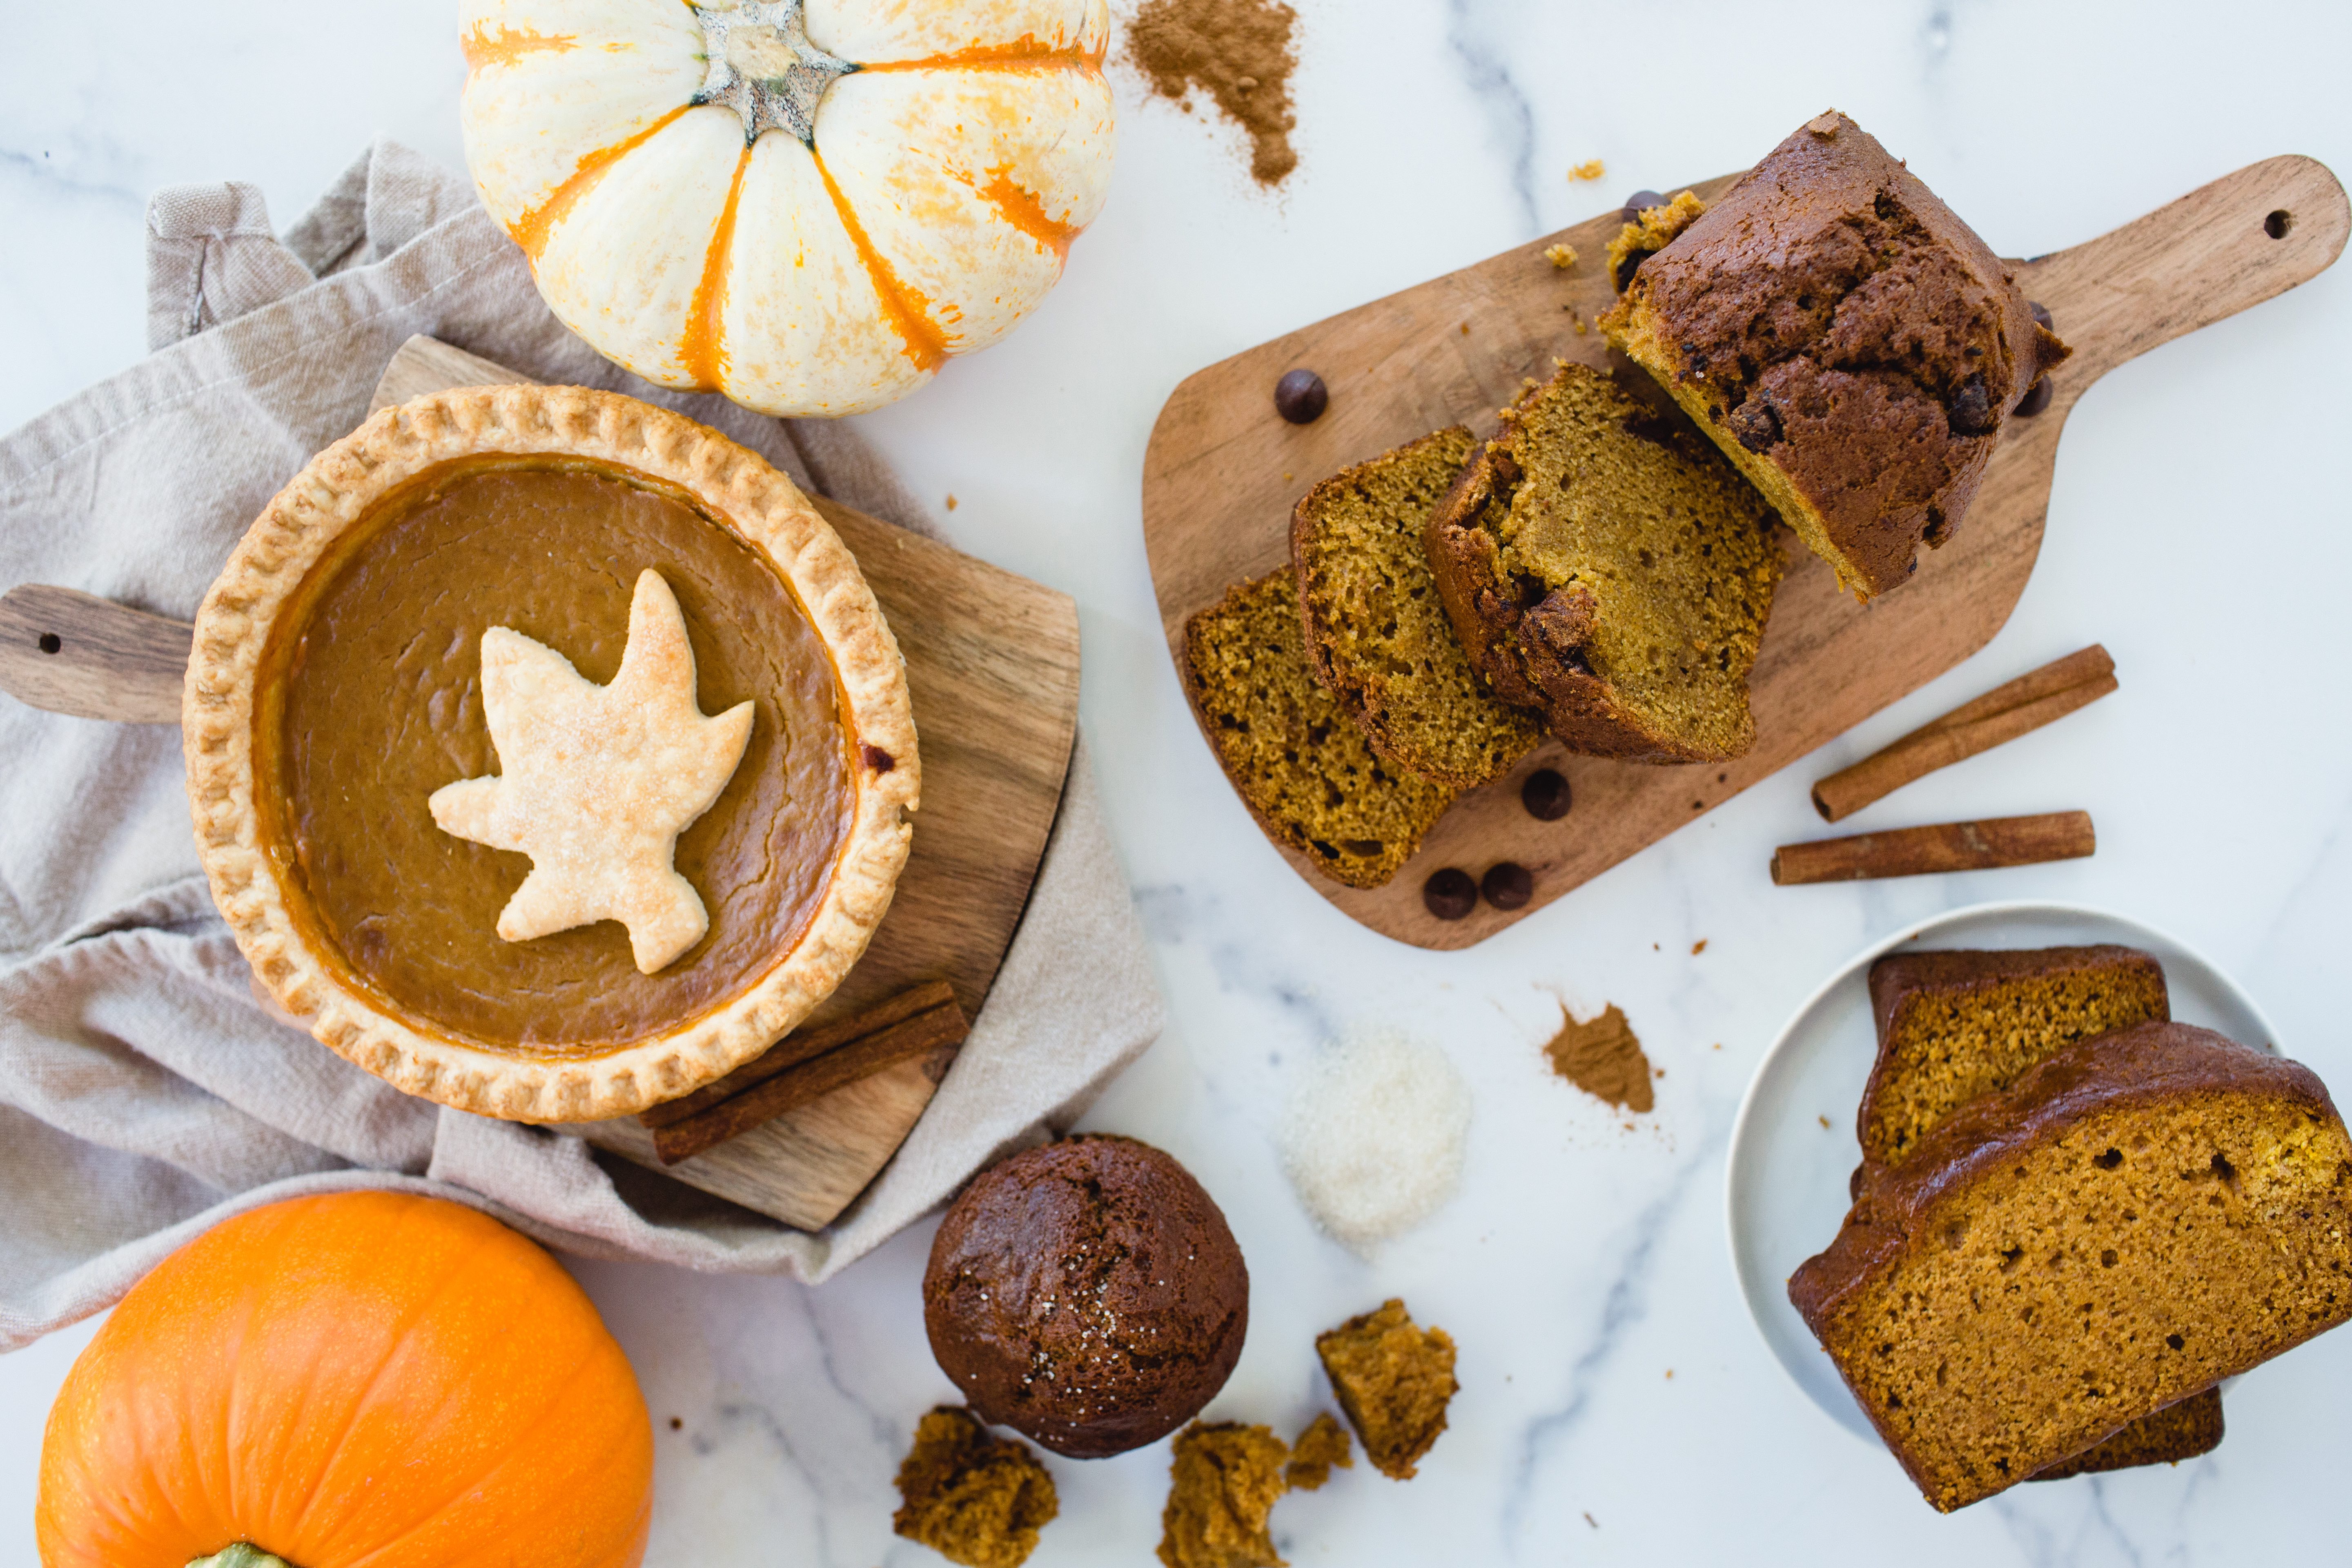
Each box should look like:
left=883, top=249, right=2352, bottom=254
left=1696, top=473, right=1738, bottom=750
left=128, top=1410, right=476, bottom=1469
left=2263, top=209, right=2294, bottom=240
left=37, top=633, right=62, bottom=655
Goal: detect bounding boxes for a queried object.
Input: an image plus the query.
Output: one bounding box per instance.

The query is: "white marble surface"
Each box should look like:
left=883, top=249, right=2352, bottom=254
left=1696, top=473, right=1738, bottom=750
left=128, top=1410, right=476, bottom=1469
left=5, top=1, right=2352, bottom=1562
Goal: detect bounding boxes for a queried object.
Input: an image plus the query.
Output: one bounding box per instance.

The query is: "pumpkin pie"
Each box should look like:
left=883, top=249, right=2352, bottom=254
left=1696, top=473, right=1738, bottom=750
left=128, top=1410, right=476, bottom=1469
left=183, top=385, right=919, bottom=1122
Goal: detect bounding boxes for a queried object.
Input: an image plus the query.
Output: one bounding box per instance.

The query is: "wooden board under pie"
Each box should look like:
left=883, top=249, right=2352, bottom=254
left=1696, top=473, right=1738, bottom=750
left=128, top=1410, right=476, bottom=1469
left=363, top=340, right=1082, bottom=1227
left=1143, top=156, right=2347, bottom=950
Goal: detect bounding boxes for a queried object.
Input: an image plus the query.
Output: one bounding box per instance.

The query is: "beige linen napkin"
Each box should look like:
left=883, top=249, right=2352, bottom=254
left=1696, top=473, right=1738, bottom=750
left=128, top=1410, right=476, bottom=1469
left=0, top=141, right=1162, bottom=1349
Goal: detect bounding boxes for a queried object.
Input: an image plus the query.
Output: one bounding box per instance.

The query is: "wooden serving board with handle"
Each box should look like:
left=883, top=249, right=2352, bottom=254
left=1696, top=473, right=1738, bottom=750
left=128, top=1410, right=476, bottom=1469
left=1143, top=156, right=2348, bottom=949
left=0, top=335, right=1081, bottom=1232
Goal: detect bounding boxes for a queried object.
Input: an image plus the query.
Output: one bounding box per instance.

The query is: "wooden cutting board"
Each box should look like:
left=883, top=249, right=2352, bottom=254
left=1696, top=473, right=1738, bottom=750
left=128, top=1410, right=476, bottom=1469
left=0, top=336, right=1081, bottom=1231
left=1142, top=156, right=2348, bottom=950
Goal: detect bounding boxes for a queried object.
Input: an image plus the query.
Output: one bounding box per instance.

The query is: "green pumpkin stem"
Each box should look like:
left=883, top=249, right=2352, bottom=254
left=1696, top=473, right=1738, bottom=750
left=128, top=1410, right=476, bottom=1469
left=188, top=1545, right=297, bottom=1568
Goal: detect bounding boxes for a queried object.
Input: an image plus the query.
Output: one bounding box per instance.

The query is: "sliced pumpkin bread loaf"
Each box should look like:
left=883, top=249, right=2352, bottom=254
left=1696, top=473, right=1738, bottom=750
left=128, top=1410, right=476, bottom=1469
left=1183, top=570, right=1458, bottom=889
left=1423, top=362, right=1785, bottom=764
left=1791, top=1023, right=2352, bottom=1512
left=1858, top=946, right=2218, bottom=1479
left=1292, top=425, right=1540, bottom=788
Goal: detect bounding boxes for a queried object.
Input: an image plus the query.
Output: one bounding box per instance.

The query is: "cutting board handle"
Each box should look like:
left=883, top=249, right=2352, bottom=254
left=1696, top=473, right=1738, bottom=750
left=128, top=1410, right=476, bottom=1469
left=0, top=584, right=192, bottom=725
left=2025, top=154, right=2348, bottom=394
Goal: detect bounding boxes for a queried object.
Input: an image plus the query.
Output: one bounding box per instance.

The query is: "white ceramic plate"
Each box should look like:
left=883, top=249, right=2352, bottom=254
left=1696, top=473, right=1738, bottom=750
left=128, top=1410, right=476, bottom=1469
left=1724, top=900, right=2280, bottom=1443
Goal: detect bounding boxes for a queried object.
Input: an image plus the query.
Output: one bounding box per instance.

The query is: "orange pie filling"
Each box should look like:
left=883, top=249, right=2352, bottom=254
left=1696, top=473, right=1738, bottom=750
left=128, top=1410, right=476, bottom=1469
left=250, top=458, right=854, bottom=1060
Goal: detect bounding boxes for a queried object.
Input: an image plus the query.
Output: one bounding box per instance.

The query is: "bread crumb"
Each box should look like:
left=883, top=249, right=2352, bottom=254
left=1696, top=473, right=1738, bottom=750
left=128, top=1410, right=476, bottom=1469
left=1158, top=1423, right=1287, bottom=1568
left=1459, top=322, right=1470, bottom=335
left=946, top=493, right=958, bottom=511
left=1567, top=159, right=1605, bottom=181
left=1284, top=1413, right=1353, bottom=1491
left=1692, top=939, right=1707, bottom=955
left=1819, top=1114, right=1832, bottom=1129
left=1544, top=242, right=1578, bottom=270
left=1316, top=1300, right=1457, bottom=1479
left=894, top=1408, right=1058, bottom=1568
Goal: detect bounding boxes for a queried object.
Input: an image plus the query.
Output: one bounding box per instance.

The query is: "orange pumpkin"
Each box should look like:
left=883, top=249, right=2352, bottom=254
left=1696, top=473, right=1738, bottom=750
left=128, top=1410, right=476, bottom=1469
left=36, top=1192, right=653, bottom=1568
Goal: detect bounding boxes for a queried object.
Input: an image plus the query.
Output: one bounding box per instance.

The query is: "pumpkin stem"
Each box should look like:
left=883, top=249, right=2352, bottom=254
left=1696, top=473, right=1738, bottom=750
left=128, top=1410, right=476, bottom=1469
left=188, top=1546, right=297, bottom=1568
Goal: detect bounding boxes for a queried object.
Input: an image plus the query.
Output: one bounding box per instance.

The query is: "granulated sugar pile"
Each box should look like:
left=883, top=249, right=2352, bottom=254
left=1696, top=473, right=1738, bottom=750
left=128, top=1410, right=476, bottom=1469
left=1279, top=1026, right=1470, bottom=1255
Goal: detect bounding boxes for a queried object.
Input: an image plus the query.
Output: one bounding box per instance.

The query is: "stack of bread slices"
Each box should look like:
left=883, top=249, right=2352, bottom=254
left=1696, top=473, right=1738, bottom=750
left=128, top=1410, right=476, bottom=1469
left=1790, top=944, right=2352, bottom=1510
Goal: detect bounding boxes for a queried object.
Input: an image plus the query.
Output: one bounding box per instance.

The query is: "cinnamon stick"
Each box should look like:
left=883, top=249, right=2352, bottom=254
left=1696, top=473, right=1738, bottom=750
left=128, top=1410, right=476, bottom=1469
left=640, top=979, right=960, bottom=1129
left=649, top=997, right=972, bottom=1166
left=1811, top=646, right=2117, bottom=822
left=1771, top=811, right=2095, bottom=886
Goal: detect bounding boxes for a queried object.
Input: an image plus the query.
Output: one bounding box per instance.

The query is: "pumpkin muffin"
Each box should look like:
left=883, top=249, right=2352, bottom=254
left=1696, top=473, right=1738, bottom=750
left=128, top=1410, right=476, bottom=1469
left=923, top=1136, right=1250, bottom=1459
left=1314, top=1299, right=1458, bottom=1480
left=1291, top=425, right=1540, bottom=788
left=892, top=1408, right=1059, bottom=1568
left=1183, top=570, right=1459, bottom=888
left=1156, top=1422, right=1291, bottom=1568
left=1602, top=111, right=2071, bottom=599
left=1423, top=363, right=1784, bottom=764
left=1791, top=1024, right=2352, bottom=1512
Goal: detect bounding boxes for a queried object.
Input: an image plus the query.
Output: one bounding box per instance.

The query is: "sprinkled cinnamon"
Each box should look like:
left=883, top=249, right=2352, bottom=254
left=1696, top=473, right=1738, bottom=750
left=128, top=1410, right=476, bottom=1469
left=1126, top=0, right=1299, bottom=186
left=1545, top=1003, right=1654, bottom=1113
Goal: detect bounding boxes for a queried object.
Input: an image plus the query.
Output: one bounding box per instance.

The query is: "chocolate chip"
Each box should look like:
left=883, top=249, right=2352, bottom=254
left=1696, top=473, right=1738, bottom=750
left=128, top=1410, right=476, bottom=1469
left=2015, top=376, right=2053, bottom=416
left=1726, top=396, right=1782, bottom=453
left=2028, top=300, right=2054, bottom=333
left=1521, top=768, right=1572, bottom=820
left=860, top=743, right=895, bottom=773
left=1274, top=369, right=1327, bottom=424
left=1621, top=190, right=1664, bottom=223
left=1613, top=250, right=1649, bottom=293
left=1945, top=372, right=1995, bottom=436
left=1480, top=862, right=1534, bottom=910
left=1422, top=868, right=1477, bottom=920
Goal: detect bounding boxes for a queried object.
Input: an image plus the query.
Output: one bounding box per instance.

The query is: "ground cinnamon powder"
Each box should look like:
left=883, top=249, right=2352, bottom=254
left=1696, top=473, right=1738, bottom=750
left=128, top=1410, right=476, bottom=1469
left=1126, top=0, right=1299, bottom=186
left=1545, top=1003, right=1655, bottom=1112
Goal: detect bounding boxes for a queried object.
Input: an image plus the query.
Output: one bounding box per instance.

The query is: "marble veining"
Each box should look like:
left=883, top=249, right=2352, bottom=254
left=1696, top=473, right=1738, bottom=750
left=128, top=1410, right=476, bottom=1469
left=4, top=0, right=2352, bottom=1564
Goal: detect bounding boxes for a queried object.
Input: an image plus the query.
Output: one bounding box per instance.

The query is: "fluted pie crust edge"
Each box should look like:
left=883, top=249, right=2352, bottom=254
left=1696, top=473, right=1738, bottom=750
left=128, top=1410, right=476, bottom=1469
left=183, top=385, right=920, bottom=1123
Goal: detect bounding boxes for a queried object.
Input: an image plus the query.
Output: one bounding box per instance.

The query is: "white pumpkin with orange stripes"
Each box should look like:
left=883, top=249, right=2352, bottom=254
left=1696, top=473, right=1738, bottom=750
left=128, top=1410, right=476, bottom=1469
left=459, top=0, right=1115, bottom=416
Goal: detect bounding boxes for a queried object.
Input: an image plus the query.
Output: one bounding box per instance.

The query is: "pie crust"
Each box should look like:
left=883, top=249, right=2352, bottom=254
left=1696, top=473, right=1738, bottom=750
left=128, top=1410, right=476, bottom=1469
left=183, top=385, right=920, bottom=1122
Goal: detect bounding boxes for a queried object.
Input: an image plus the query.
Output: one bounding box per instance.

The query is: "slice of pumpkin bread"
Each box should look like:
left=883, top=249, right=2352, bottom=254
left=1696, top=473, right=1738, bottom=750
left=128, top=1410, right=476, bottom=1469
left=1858, top=946, right=2217, bottom=1478
left=1184, top=570, right=1458, bottom=889
left=1423, top=362, right=1784, bottom=763
left=1292, top=426, right=1540, bottom=788
left=1791, top=1023, right=2352, bottom=1512
left=1860, top=946, right=2172, bottom=1168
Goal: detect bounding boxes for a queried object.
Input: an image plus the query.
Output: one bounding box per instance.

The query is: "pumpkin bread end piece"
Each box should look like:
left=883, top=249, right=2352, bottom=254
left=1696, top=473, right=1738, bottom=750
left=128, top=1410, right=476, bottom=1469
left=893, top=1407, right=1059, bottom=1568
left=1183, top=571, right=1459, bottom=889
left=1599, top=112, right=2071, bottom=600
left=1157, top=1421, right=1292, bottom=1568
left=1315, top=1298, right=1459, bottom=1479
left=1292, top=425, right=1539, bottom=788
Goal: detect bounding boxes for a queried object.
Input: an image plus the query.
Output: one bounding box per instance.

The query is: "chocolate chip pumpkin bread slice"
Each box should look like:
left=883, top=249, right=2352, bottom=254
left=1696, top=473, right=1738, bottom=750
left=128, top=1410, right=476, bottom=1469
left=1423, top=362, right=1784, bottom=764
left=1184, top=570, right=1458, bottom=889
left=1791, top=1023, right=2352, bottom=1512
left=1856, top=945, right=2220, bottom=1479
left=1292, top=426, right=1540, bottom=788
